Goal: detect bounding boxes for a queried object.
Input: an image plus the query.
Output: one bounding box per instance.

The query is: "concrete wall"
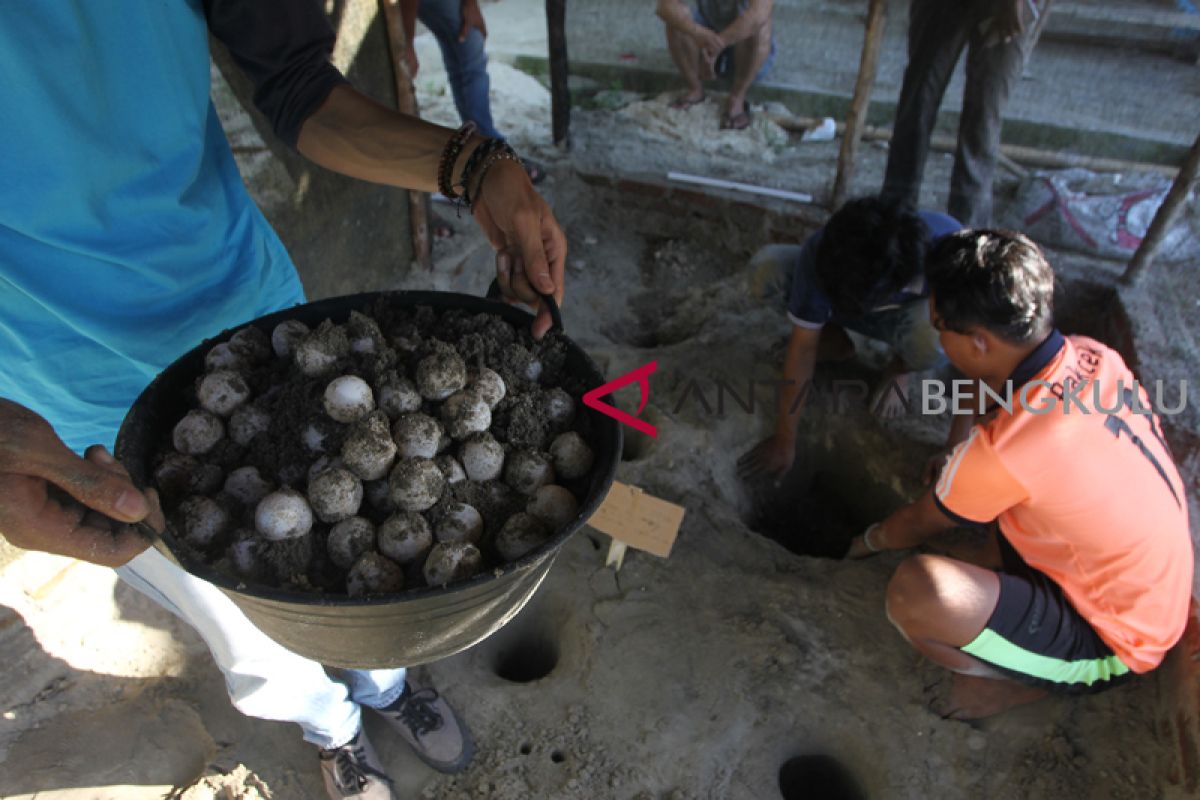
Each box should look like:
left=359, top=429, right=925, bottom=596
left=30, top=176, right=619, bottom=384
left=210, top=0, right=416, bottom=301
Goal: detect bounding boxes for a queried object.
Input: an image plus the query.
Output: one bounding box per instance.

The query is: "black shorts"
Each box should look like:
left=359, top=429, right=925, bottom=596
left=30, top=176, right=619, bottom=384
left=959, top=534, right=1137, bottom=695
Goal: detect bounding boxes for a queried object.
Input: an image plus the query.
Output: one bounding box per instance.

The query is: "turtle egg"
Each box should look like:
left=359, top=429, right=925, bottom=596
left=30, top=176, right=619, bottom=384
left=302, top=416, right=339, bottom=454
left=459, top=432, right=505, bottom=482
left=527, top=485, right=579, bottom=530
left=154, top=452, right=222, bottom=498
left=178, top=496, right=231, bottom=549
left=271, top=320, right=310, bottom=358
left=495, top=512, right=551, bottom=561
left=392, top=413, right=443, bottom=459
left=387, top=458, right=445, bottom=513
left=307, top=455, right=344, bottom=484
left=205, top=342, right=244, bottom=372
left=503, top=448, right=556, bottom=496
left=543, top=388, right=575, bottom=427
left=327, top=516, right=377, bottom=570
left=254, top=489, right=314, bottom=541
left=436, top=502, right=484, bottom=545
left=224, top=466, right=273, bottom=507
left=324, top=375, right=375, bottom=423
left=434, top=454, right=467, bottom=485
left=228, top=529, right=264, bottom=579
left=549, top=432, right=594, bottom=480
left=468, top=367, right=506, bottom=408
left=294, top=323, right=349, bottom=377
left=229, top=404, right=270, bottom=446
left=422, top=542, right=484, bottom=586
left=173, top=410, right=224, bottom=456
left=307, top=466, right=363, bottom=523
left=341, top=411, right=397, bottom=481
left=346, top=311, right=385, bottom=354
left=347, top=552, right=405, bottom=596
left=415, top=351, right=467, bottom=401
left=198, top=370, right=252, bottom=418
left=229, top=326, right=271, bottom=363
left=378, top=512, right=433, bottom=564
left=440, top=391, right=491, bottom=440
left=377, top=375, right=422, bottom=418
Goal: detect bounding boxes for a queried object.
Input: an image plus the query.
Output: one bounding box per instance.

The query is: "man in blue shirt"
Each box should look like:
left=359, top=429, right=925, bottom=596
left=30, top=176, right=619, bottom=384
left=739, top=197, right=961, bottom=480
left=0, top=2, right=565, bottom=798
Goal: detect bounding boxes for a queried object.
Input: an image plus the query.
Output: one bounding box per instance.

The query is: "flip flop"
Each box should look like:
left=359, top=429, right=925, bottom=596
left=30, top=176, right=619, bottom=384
left=720, top=109, right=752, bottom=130
left=670, top=92, right=706, bottom=110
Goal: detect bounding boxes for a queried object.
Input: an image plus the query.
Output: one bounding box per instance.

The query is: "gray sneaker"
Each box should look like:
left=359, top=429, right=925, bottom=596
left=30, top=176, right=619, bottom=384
left=318, top=727, right=395, bottom=800
left=372, top=681, right=475, bottom=774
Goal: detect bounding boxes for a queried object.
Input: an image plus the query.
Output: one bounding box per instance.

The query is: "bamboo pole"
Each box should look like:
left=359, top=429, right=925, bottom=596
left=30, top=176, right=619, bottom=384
left=1122, top=130, right=1200, bottom=286
left=547, top=0, right=571, bottom=148
left=379, top=0, right=432, bottom=271
left=831, top=0, right=888, bottom=210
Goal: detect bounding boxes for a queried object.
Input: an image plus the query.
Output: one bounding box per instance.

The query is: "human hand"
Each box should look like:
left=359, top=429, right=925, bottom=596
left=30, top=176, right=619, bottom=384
left=693, top=27, right=725, bottom=58
left=471, top=158, right=566, bottom=339
left=0, top=399, right=162, bottom=567
left=844, top=523, right=883, bottom=560
left=995, top=0, right=1026, bottom=43
left=737, top=434, right=796, bottom=482
left=460, top=0, right=488, bottom=41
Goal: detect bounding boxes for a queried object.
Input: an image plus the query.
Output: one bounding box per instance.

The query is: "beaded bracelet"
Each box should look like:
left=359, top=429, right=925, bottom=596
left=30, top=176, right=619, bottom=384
left=436, top=121, right=477, bottom=200
left=466, top=148, right=522, bottom=210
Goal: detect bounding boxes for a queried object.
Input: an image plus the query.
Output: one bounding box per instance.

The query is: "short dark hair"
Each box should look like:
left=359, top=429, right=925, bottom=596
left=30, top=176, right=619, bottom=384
left=814, top=196, right=930, bottom=319
left=926, top=229, right=1055, bottom=344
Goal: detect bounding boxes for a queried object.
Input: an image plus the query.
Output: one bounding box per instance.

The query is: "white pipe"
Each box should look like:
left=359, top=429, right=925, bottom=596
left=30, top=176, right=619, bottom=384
left=666, top=171, right=814, bottom=204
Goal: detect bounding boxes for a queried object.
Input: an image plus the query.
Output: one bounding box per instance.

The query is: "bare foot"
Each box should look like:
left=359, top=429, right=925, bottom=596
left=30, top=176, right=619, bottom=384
left=927, top=672, right=1048, bottom=721
left=670, top=89, right=705, bottom=109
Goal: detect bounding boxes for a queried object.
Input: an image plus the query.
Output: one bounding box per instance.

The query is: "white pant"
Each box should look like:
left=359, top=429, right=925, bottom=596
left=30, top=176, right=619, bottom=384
left=117, top=548, right=406, bottom=749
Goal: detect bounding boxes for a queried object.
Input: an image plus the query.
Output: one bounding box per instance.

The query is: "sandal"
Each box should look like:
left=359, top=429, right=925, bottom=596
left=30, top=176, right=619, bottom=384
left=720, top=108, right=752, bottom=130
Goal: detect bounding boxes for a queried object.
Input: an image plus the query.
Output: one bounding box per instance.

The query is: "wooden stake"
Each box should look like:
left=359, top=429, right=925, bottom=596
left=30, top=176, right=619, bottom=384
left=1122, top=130, right=1200, bottom=286
left=379, top=0, right=432, bottom=271
left=547, top=0, right=571, bottom=148
left=831, top=0, right=888, bottom=210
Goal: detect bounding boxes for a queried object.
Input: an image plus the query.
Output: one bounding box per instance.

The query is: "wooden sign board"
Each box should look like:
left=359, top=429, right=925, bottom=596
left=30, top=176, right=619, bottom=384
left=588, top=481, right=685, bottom=562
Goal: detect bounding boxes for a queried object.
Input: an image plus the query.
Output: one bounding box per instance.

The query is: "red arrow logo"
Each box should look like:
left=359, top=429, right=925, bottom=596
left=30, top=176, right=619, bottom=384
left=582, top=361, right=658, bottom=438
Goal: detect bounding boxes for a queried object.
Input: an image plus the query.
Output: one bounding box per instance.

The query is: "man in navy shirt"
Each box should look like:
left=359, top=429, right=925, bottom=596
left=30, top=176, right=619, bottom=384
left=740, top=197, right=961, bottom=479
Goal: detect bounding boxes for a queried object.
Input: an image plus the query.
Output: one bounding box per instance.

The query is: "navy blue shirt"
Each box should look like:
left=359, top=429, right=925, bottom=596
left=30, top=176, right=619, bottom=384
left=787, top=210, right=962, bottom=328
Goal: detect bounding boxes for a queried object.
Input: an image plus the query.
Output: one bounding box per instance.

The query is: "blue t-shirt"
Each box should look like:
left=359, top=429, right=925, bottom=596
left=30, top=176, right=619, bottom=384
left=0, top=2, right=307, bottom=453
left=787, top=210, right=962, bottom=329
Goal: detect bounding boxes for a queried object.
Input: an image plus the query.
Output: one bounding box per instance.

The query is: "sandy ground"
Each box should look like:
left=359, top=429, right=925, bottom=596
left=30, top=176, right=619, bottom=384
left=2, top=3, right=1198, bottom=799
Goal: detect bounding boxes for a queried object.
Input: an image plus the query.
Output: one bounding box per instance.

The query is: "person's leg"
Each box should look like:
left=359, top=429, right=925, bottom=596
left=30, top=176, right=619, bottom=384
left=886, top=550, right=1133, bottom=719
left=950, top=12, right=1040, bottom=226
left=417, top=0, right=502, bottom=138
left=665, top=23, right=706, bottom=105
left=725, top=18, right=772, bottom=125
left=746, top=242, right=803, bottom=306
left=880, top=0, right=973, bottom=209
left=116, top=548, right=372, bottom=750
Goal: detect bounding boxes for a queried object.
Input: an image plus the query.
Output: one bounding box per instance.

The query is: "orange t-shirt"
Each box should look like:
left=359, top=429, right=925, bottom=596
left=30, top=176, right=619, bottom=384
left=935, top=332, right=1194, bottom=673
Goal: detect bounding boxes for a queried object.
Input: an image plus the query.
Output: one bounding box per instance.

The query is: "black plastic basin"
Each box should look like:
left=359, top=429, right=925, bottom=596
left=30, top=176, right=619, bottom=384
left=114, top=290, right=620, bottom=668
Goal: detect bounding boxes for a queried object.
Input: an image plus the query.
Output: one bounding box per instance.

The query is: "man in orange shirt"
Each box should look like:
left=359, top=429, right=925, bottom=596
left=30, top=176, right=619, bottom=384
left=847, top=229, right=1194, bottom=718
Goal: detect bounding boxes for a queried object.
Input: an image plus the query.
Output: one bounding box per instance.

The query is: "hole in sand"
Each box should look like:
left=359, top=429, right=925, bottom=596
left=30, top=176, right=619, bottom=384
left=492, top=631, right=560, bottom=683
left=519, top=743, right=532, bottom=756
left=550, top=750, right=566, bottom=764
left=778, top=754, right=865, bottom=800
left=747, top=469, right=866, bottom=559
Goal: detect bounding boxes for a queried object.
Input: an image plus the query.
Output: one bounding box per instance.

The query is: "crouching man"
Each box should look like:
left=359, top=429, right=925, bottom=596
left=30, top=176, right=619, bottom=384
left=848, top=230, right=1194, bottom=718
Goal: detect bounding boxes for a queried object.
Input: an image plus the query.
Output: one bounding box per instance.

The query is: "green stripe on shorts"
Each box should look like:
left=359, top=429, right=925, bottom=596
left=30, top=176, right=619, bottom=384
left=962, top=629, right=1131, bottom=687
